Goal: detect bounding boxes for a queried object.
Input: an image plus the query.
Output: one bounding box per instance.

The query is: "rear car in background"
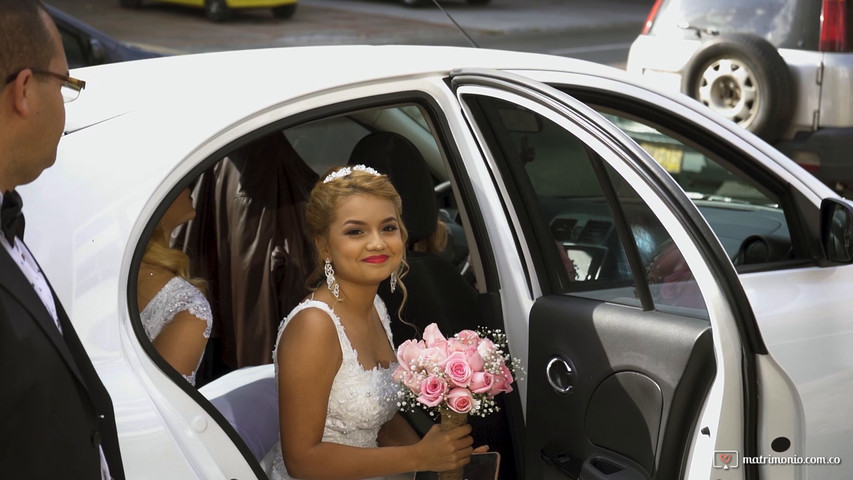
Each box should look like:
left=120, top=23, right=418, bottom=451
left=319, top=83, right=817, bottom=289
left=118, top=0, right=298, bottom=21
left=48, top=4, right=162, bottom=68
left=626, top=0, right=853, bottom=195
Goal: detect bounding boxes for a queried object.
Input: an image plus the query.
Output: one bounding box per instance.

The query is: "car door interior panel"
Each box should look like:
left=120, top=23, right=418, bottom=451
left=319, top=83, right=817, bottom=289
left=525, top=295, right=714, bottom=480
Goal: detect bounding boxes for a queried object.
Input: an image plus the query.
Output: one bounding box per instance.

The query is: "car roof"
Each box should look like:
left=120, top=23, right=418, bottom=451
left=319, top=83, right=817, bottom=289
left=65, top=45, right=619, bottom=132
left=28, top=45, right=832, bottom=307
left=45, top=45, right=618, bottom=251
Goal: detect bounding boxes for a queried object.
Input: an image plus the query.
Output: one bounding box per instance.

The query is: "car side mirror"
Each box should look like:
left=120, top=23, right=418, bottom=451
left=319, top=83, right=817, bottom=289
left=89, top=38, right=106, bottom=65
left=820, top=198, right=853, bottom=263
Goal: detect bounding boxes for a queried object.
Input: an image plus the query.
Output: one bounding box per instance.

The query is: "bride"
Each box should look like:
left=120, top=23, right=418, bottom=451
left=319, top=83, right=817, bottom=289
left=265, top=165, right=485, bottom=479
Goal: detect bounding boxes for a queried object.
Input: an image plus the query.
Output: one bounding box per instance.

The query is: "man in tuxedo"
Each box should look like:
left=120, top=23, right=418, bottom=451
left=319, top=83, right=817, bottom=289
left=0, top=0, right=125, bottom=477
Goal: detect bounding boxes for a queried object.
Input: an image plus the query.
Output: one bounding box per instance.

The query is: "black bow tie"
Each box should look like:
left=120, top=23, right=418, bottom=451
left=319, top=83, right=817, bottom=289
left=1, top=190, right=25, bottom=243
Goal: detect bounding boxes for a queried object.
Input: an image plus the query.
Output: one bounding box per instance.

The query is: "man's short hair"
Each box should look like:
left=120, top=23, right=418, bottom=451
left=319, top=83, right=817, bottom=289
left=0, top=0, right=56, bottom=84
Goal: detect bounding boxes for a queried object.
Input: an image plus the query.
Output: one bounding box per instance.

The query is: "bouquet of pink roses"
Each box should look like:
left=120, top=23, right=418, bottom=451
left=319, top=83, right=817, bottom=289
left=392, top=323, right=520, bottom=418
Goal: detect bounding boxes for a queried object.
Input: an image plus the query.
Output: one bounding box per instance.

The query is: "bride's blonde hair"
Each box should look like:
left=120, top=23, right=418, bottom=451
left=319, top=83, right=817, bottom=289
left=305, top=166, right=409, bottom=311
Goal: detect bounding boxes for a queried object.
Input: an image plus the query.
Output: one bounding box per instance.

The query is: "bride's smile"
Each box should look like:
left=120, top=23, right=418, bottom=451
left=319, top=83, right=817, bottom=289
left=324, top=193, right=404, bottom=289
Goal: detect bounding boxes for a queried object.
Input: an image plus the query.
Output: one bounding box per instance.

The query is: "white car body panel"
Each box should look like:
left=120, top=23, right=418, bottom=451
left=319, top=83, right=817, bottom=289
left=13, top=45, right=848, bottom=478
left=820, top=51, right=853, bottom=128
left=625, top=34, right=699, bottom=92
left=739, top=267, right=853, bottom=470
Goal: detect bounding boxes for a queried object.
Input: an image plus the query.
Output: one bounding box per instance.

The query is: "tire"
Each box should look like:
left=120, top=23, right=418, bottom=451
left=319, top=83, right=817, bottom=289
left=119, top=0, right=141, bottom=7
left=467, top=0, right=491, bottom=4
left=681, top=33, right=794, bottom=144
left=205, top=0, right=231, bottom=22
left=402, top=0, right=430, bottom=7
left=271, top=4, right=296, bottom=19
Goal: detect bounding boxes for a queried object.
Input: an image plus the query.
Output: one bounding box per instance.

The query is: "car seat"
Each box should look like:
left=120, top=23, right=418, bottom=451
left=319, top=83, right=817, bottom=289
left=199, top=364, right=278, bottom=463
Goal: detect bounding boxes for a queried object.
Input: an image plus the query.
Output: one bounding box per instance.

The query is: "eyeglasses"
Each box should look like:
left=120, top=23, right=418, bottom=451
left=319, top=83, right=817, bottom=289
left=4, top=68, right=87, bottom=103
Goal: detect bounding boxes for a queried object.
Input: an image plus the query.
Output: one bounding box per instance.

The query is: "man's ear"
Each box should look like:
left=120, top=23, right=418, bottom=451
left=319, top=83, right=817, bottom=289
left=9, top=70, right=33, bottom=117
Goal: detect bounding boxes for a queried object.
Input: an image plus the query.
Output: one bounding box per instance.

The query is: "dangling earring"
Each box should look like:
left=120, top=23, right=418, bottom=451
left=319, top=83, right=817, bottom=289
left=390, top=271, right=397, bottom=293
left=324, top=258, right=340, bottom=299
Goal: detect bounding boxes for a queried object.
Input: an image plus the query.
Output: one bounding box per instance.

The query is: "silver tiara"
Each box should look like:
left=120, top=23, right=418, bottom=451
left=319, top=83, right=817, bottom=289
left=323, top=164, right=382, bottom=183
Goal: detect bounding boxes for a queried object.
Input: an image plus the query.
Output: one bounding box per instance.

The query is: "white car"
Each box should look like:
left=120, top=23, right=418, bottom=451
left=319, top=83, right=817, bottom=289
left=21, top=45, right=853, bottom=479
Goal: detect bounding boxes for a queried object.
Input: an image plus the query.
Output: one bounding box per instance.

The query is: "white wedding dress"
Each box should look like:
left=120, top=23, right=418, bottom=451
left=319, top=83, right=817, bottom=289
left=139, top=276, right=213, bottom=386
left=265, top=295, right=399, bottom=480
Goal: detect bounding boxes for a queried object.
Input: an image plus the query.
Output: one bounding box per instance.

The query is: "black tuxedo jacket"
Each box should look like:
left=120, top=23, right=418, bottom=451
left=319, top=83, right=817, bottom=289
left=0, top=244, right=125, bottom=479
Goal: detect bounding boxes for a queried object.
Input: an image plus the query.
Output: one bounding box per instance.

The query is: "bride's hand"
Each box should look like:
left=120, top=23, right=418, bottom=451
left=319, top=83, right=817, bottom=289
left=414, top=424, right=476, bottom=473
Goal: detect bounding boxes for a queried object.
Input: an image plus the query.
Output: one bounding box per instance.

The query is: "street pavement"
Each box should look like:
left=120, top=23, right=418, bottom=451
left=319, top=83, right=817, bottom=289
left=46, top=0, right=653, bottom=56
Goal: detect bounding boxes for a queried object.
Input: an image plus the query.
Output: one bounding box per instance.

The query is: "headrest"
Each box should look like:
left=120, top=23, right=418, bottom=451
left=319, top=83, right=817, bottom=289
left=348, top=132, right=437, bottom=243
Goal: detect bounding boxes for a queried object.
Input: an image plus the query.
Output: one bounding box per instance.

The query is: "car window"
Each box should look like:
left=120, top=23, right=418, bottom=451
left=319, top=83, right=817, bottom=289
left=653, top=0, right=823, bottom=50
left=598, top=111, right=796, bottom=268
left=284, top=115, right=371, bottom=175
left=57, top=26, right=89, bottom=69
left=464, top=94, right=707, bottom=316
left=155, top=102, right=475, bottom=389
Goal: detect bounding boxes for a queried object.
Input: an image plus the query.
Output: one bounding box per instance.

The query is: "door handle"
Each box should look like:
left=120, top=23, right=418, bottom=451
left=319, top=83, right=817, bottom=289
left=546, top=357, right=575, bottom=394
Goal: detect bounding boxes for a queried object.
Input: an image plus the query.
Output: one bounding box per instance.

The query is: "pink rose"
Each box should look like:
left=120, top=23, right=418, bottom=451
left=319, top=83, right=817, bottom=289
left=488, top=364, right=514, bottom=395
left=446, top=388, right=474, bottom=414
left=454, top=330, right=481, bottom=346
left=423, top=323, right=448, bottom=350
left=392, top=364, right=409, bottom=383
left=393, top=365, right=422, bottom=394
left=477, top=338, right=498, bottom=360
left=469, top=372, right=494, bottom=394
left=443, top=352, right=473, bottom=387
left=417, top=375, right=448, bottom=407
left=463, top=347, right=484, bottom=372
left=396, top=339, right=425, bottom=372
left=418, top=346, right=448, bottom=370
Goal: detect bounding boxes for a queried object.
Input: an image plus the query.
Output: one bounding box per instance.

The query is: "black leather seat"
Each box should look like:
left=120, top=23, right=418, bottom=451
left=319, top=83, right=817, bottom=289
left=347, top=131, right=480, bottom=343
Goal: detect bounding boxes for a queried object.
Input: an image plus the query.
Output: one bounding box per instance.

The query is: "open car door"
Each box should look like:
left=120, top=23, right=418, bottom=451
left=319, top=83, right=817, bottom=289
left=451, top=69, right=802, bottom=479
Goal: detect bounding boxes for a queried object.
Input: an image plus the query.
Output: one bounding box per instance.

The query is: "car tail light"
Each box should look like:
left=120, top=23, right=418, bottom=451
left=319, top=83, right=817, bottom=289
left=820, top=0, right=848, bottom=52
left=641, top=0, right=664, bottom=35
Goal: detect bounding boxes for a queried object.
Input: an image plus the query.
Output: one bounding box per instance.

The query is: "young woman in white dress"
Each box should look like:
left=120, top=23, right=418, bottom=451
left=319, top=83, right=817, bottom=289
left=267, top=166, right=485, bottom=480
left=137, top=188, right=212, bottom=386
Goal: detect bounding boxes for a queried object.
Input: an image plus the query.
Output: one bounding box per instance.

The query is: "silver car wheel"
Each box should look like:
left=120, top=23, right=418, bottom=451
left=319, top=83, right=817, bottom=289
left=697, top=58, right=759, bottom=130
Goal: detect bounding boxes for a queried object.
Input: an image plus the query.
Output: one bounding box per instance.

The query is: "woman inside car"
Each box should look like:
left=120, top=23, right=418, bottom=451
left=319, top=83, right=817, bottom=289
left=137, top=187, right=212, bottom=386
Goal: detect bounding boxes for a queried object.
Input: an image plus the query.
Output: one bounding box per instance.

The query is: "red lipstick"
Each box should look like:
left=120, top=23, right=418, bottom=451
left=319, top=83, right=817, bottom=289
left=363, top=255, right=389, bottom=264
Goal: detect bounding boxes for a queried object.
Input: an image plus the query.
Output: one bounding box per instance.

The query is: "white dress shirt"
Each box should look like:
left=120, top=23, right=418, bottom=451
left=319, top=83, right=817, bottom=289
left=0, top=192, right=60, bottom=332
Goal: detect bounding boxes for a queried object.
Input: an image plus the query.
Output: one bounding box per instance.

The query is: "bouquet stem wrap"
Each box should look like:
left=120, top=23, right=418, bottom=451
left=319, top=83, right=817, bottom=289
left=439, top=405, right=468, bottom=480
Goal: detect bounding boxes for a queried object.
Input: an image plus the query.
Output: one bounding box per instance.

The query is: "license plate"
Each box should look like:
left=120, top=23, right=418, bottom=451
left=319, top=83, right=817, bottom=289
left=640, top=142, right=684, bottom=174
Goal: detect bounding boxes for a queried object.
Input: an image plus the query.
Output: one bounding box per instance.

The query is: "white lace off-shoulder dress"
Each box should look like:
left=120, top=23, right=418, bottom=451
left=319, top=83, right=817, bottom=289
left=139, top=276, right=213, bottom=386
left=265, top=295, right=399, bottom=480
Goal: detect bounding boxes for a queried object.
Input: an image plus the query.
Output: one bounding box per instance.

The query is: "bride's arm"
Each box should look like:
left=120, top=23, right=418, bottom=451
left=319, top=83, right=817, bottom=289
left=277, top=309, right=474, bottom=479
left=377, top=413, right=421, bottom=447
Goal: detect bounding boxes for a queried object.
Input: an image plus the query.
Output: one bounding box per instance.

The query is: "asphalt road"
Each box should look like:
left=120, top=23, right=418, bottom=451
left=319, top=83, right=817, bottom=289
left=47, top=0, right=653, bottom=67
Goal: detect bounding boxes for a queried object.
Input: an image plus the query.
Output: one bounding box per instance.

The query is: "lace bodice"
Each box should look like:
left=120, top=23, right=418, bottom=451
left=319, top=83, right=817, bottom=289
left=266, top=296, right=399, bottom=480
left=139, top=276, right=213, bottom=385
